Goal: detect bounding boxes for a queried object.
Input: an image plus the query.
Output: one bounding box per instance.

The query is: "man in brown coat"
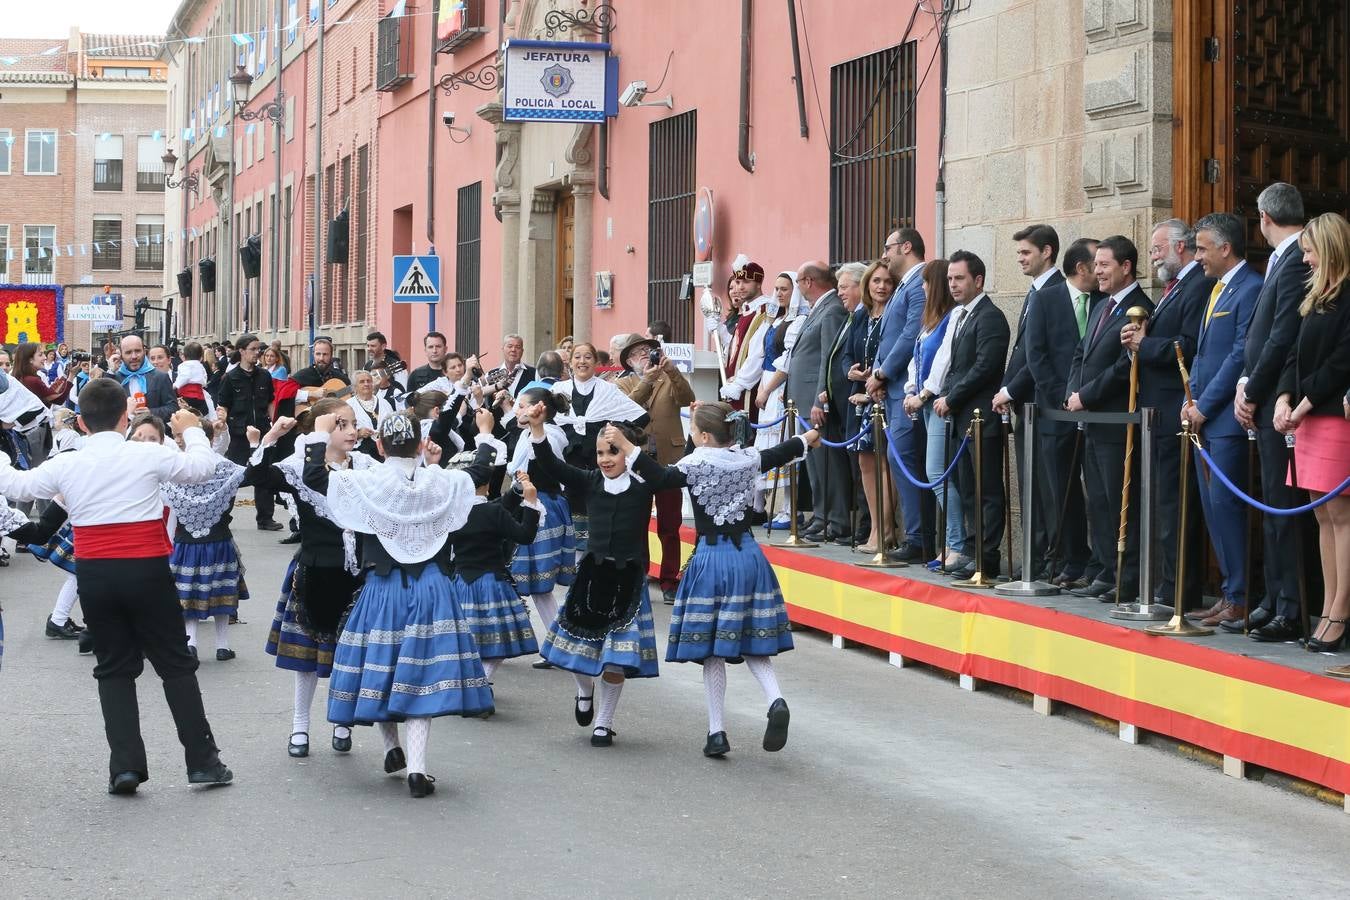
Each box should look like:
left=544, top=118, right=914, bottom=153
left=617, top=331, right=697, bottom=603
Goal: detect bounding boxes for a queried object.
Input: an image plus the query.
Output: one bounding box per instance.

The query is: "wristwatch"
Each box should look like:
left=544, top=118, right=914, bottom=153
left=918, top=389, right=933, bottom=403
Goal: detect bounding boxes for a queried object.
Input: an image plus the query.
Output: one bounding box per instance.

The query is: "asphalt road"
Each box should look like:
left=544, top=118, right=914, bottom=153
left=1, top=516, right=1345, bottom=899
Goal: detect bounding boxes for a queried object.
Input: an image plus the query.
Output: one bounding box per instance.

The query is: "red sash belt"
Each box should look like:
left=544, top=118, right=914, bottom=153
left=72, top=520, right=172, bottom=559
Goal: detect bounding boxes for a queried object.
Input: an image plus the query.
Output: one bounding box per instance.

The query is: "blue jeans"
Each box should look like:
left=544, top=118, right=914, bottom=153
left=884, top=397, right=925, bottom=544
left=923, top=403, right=968, bottom=555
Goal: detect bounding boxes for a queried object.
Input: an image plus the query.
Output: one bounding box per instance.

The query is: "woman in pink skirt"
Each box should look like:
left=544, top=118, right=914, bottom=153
left=1274, top=212, right=1350, bottom=654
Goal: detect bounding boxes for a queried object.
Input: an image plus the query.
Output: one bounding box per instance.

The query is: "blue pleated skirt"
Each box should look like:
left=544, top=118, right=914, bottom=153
left=0, top=609, right=5, bottom=670
left=265, top=557, right=336, bottom=678
left=510, top=491, right=576, bottom=594
left=666, top=536, right=794, bottom=663
left=456, top=573, right=539, bottom=660
left=328, top=567, right=494, bottom=724
left=29, top=522, right=76, bottom=575
left=172, top=538, right=249, bottom=619
left=541, top=571, right=660, bottom=679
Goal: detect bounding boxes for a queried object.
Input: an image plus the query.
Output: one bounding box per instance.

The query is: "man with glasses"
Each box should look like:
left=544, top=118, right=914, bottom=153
left=216, top=334, right=281, bottom=530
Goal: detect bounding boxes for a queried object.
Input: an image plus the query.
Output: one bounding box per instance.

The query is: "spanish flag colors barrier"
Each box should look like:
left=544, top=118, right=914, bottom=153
left=651, top=525, right=1350, bottom=797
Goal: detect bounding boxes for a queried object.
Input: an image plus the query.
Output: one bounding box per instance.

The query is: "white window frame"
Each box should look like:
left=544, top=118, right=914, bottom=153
left=24, top=129, right=58, bottom=175
left=0, top=130, right=11, bottom=175
left=0, top=224, right=9, bottom=279
left=23, top=224, right=56, bottom=275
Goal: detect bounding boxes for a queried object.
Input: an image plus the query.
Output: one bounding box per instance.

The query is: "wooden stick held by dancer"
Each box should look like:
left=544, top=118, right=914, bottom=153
left=1114, top=306, right=1149, bottom=605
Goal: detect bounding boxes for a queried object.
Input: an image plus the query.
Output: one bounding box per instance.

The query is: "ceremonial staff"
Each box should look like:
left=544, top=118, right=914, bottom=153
left=1114, top=306, right=1150, bottom=604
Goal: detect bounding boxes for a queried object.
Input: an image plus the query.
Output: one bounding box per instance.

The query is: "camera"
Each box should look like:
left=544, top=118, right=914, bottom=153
left=442, top=111, right=455, bottom=127
left=70, top=351, right=92, bottom=363
left=620, top=81, right=648, bottom=107
left=648, top=348, right=662, bottom=367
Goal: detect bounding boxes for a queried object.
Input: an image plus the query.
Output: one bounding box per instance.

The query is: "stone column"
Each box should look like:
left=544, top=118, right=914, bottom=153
left=478, top=101, right=522, bottom=338
left=566, top=124, right=596, bottom=344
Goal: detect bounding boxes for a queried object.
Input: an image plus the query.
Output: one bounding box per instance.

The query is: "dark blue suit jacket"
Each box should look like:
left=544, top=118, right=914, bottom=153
left=1067, top=283, right=1156, bottom=442
left=876, top=264, right=927, bottom=403
left=1024, top=279, right=1104, bottom=435
left=1242, top=243, right=1312, bottom=425
left=1003, top=270, right=1065, bottom=405
left=1190, top=262, right=1260, bottom=439
left=1136, top=262, right=1212, bottom=418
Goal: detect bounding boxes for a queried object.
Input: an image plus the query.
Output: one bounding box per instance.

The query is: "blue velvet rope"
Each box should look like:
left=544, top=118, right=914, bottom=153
left=886, top=431, right=970, bottom=490
left=1194, top=442, right=1350, bottom=515
left=795, top=416, right=869, bottom=448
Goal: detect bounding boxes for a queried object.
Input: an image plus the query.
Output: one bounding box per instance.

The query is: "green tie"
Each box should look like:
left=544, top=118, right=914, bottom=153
left=1074, top=292, right=1089, bottom=338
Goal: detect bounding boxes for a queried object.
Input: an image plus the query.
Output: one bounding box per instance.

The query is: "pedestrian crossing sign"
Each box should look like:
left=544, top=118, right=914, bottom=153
left=392, top=254, right=441, bottom=304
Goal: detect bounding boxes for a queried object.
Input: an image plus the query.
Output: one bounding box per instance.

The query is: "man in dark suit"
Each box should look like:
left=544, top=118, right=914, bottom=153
left=788, top=261, right=850, bottom=540
left=993, top=224, right=1063, bottom=579
left=1023, top=238, right=1101, bottom=587
left=1122, top=219, right=1212, bottom=611
left=1182, top=213, right=1261, bottom=628
left=1233, top=183, right=1315, bottom=641
left=104, top=334, right=178, bottom=421
left=216, top=334, right=281, bottom=530
left=1066, top=236, right=1155, bottom=603
left=935, top=250, right=1011, bottom=579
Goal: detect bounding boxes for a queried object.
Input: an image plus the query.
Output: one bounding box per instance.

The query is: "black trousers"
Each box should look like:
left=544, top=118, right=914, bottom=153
left=77, top=557, right=221, bottom=780
left=1152, top=419, right=1204, bottom=608
left=227, top=433, right=274, bottom=523
left=805, top=409, right=852, bottom=532
left=1011, top=412, right=1051, bottom=570
left=1038, top=426, right=1092, bottom=578
left=1255, top=422, right=1318, bottom=620
left=1083, top=436, right=1140, bottom=598
left=956, top=431, right=1005, bottom=575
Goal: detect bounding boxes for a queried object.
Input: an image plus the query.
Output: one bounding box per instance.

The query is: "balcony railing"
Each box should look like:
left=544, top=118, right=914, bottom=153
left=376, top=6, right=416, bottom=92
left=136, top=170, right=165, bottom=192
left=22, top=269, right=56, bottom=285
left=93, top=158, right=124, bottom=191
left=135, top=241, right=164, bottom=271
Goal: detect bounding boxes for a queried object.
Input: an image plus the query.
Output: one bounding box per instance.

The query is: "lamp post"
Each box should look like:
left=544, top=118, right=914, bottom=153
left=161, top=148, right=200, bottom=195
left=229, top=63, right=286, bottom=339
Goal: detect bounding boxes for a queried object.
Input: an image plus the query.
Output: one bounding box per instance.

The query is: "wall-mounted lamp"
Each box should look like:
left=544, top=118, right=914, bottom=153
left=229, top=64, right=286, bottom=122
left=442, top=110, right=472, bottom=144
left=161, top=147, right=200, bottom=196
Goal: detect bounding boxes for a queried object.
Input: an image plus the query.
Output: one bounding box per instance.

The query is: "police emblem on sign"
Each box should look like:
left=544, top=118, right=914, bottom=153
left=541, top=63, right=574, bottom=98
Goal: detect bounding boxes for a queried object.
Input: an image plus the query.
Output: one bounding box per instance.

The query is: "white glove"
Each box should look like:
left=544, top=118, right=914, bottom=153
left=719, top=383, right=741, bottom=402
left=703, top=314, right=721, bottom=335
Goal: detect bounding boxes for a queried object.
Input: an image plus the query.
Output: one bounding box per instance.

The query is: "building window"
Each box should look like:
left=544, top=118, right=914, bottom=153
left=93, top=134, right=124, bottom=191
left=0, top=130, right=11, bottom=174
left=322, top=162, right=335, bottom=325
left=828, top=43, right=918, bottom=266
left=100, top=67, right=154, bottom=79
left=281, top=184, right=293, bottom=330
left=355, top=145, right=369, bottom=319
left=455, top=181, right=482, bottom=353
left=23, top=225, right=56, bottom=282
left=92, top=216, right=123, bottom=270
left=135, top=214, right=164, bottom=270
left=376, top=6, right=416, bottom=91
left=25, top=129, right=58, bottom=175
left=136, top=134, right=166, bottom=192
left=339, top=154, right=351, bottom=320
left=0, top=225, right=8, bottom=280
left=647, top=111, right=697, bottom=342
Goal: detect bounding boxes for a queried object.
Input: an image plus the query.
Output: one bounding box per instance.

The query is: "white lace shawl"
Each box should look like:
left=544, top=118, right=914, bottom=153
left=274, top=436, right=377, bottom=573
left=160, top=457, right=247, bottom=538
left=0, top=497, right=30, bottom=533
left=324, top=456, right=477, bottom=564
left=507, top=422, right=567, bottom=476
left=674, top=446, right=762, bottom=526
left=552, top=377, right=647, bottom=434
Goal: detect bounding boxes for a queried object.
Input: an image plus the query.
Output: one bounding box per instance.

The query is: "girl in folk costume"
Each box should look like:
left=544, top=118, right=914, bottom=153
left=252, top=398, right=375, bottom=759
left=3, top=496, right=91, bottom=652
left=523, top=404, right=660, bottom=748
left=608, top=402, right=814, bottom=758
left=0, top=498, right=29, bottom=668
left=305, top=412, right=497, bottom=798
left=505, top=385, right=576, bottom=651
left=551, top=343, right=649, bottom=554
left=720, top=256, right=772, bottom=415
left=447, top=459, right=544, bottom=692
left=161, top=416, right=255, bottom=662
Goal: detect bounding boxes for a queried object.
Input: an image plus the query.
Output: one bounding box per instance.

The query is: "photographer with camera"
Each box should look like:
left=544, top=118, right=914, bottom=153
left=616, top=329, right=696, bottom=604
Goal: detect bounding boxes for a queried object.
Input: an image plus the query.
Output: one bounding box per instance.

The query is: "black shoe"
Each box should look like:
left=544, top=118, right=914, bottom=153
left=662, top=588, right=676, bottom=605
left=891, top=541, right=922, bottom=562
left=257, top=520, right=284, bottom=531
left=1068, top=579, right=1114, bottom=599
left=948, top=563, right=977, bottom=580
left=1099, top=589, right=1137, bottom=605
left=332, top=727, right=352, bottom=753
left=288, top=732, right=309, bottom=758
left=763, top=698, right=790, bottom=752
left=384, top=747, right=407, bottom=774
left=802, top=525, right=826, bottom=541
left=108, top=771, right=143, bottom=795
left=575, top=695, right=595, bottom=727
left=279, top=532, right=302, bottom=545
left=1249, top=616, right=1302, bottom=643
left=531, top=659, right=555, bottom=670
left=590, top=727, right=615, bottom=747
left=187, top=762, right=234, bottom=786
left=1240, top=606, right=1275, bottom=631
left=45, top=617, right=81, bottom=639
left=215, top=648, right=236, bottom=661
left=408, top=773, right=436, bottom=798
left=703, top=731, right=730, bottom=758
left=78, top=630, right=94, bottom=654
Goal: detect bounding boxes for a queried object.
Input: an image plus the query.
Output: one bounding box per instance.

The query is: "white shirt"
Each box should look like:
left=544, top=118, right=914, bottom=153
left=1218, top=259, right=1247, bottom=288
left=347, top=395, right=393, bottom=431
left=923, top=305, right=971, bottom=397
left=1270, top=231, right=1302, bottom=269
left=0, top=427, right=216, bottom=525
left=1174, top=259, right=1200, bottom=284
left=1032, top=268, right=1058, bottom=291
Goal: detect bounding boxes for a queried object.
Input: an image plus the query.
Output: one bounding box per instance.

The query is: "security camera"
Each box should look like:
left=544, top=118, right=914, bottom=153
left=620, top=81, right=648, bottom=108
left=442, top=110, right=456, bottom=126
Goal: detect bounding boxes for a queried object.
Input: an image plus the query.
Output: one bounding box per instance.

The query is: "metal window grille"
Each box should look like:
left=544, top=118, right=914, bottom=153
left=282, top=184, right=293, bottom=330
left=322, top=162, right=335, bottom=324
left=339, top=154, right=352, bottom=320
left=376, top=6, right=416, bottom=91
left=646, top=110, right=697, bottom=342
left=135, top=223, right=163, bottom=270
left=93, top=158, right=124, bottom=191
left=829, top=43, right=917, bottom=266
left=355, top=145, right=370, bottom=321
left=455, top=181, right=483, bottom=353
left=92, top=218, right=122, bottom=270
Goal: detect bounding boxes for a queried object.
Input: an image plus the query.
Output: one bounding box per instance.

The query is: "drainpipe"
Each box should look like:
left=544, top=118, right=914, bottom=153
left=426, top=0, right=440, bottom=246
left=934, top=3, right=949, bottom=258
left=597, top=9, right=610, bottom=199
left=786, top=0, right=808, bottom=138
left=737, top=0, right=754, bottom=173
left=311, top=0, right=326, bottom=359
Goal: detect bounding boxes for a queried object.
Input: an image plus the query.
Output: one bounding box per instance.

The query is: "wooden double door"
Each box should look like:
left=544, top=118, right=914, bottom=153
left=1174, top=0, right=1349, bottom=261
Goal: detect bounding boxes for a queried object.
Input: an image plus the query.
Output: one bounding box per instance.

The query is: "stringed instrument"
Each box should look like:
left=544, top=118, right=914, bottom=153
left=295, top=360, right=406, bottom=413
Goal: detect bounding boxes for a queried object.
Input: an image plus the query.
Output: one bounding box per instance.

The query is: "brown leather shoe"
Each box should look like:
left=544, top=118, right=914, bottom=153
left=1187, top=598, right=1229, bottom=621
left=1200, top=602, right=1241, bottom=627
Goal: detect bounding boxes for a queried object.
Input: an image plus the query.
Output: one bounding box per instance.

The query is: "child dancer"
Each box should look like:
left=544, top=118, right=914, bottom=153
left=506, top=385, right=576, bottom=655
left=523, top=402, right=659, bottom=747
left=610, top=402, right=815, bottom=758
left=306, top=412, right=496, bottom=798
left=162, top=416, right=253, bottom=662
left=173, top=342, right=213, bottom=416
left=0, top=497, right=30, bottom=668
left=449, top=463, right=543, bottom=692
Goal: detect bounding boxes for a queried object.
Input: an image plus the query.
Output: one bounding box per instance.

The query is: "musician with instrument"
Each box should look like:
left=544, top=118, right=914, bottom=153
left=216, top=334, right=283, bottom=531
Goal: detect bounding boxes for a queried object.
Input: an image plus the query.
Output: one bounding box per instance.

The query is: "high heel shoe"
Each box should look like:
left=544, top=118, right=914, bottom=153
left=1306, top=619, right=1346, bottom=653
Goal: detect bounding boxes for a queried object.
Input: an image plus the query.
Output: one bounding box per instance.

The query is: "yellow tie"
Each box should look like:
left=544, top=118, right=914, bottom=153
left=1204, top=281, right=1224, bottom=327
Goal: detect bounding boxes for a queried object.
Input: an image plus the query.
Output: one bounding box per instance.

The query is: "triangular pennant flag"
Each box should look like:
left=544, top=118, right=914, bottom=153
left=232, top=33, right=254, bottom=46
left=23, top=248, right=30, bottom=261
left=246, top=123, right=256, bottom=135
left=80, top=245, right=87, bottom=255
left=152, top=130, right=161, bottom=141
left=65, top=245, right=72, bottom=255
left=93, top=243, right=101, bottom=253
left=5, top=249, right=12, bottom=262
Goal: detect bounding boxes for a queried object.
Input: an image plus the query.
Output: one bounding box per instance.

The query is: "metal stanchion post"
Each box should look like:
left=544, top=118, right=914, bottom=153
left=939, top=417, right=951, bottom=567
left=859, top=403, right=904, bottom=569
left=999, top=411, right=1015, bottom=583
left=1111, top=407, right=1169, bottom=620
left=1287, top=432, right=1312, bottom=644
left=997, top=403, right=1057, bottom=597
left=1243, top=428, right=1258, bottom=633
left=762, top=410, right=786, bottom=540
left=953, top=409, right=997, bottom=589
left=1146, top=420, right=1213, bottom=637
left=773, top=399, right=817, bottom=548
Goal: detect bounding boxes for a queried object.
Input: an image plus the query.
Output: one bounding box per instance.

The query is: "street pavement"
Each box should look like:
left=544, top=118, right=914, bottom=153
left=1, top=513, right=1346, bottom=899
